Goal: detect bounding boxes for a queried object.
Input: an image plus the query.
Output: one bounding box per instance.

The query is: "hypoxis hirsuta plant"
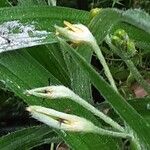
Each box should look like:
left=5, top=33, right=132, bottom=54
left=25, top=22, right=150, bottom=149
left=0, top=5, right=150, bottom=150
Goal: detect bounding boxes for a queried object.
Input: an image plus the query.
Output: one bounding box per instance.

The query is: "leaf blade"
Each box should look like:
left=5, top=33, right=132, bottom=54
left=0, top=125, right=60, bottom=150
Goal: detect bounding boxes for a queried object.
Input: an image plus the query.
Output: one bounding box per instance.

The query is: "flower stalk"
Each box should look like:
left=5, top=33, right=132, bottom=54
left=25, top=85, right=124, bottom=132
left=89, top=40, right=118, bottom=92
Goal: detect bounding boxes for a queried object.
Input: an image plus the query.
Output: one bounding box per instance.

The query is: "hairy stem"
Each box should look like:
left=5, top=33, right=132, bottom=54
left=70, top=92, right=125, bottom=132
left=89, top=41, right=118, bottom=92
left=93, top=126, right=131, bottom=139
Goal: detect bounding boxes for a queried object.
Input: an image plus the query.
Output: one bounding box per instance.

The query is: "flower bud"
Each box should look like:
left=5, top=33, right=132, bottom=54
left=55, top=21, right=95, bottom=44
left=25, top=85, right=75, bottom=99
left=90, top=8, right=101, bottom=18
left=27, top=105, right=97, bottom=132
left=111, top=29, right=136, bottom=57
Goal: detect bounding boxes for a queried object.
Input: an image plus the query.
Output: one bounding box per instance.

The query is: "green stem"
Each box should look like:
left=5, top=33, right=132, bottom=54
left=93, top=126, right=131, bottom=139
left=48, top=0, right=56, bottom=6
left=89, top=41, right=118, bottom=92
left=70, top=93, right=125, bottom=132
left=50, top=143, right=54, bottom=150
left=131, top=138, right=142, bottom=150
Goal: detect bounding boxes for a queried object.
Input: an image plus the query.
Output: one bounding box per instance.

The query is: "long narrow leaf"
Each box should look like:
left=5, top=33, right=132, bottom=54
left=0, top=125, right=60, bottom=150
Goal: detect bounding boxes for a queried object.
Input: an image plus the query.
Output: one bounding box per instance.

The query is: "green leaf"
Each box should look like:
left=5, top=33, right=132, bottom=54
left=0, top=6, right=89, bottom=27
left=0, top=125, right=60, bottom=150
left=59, top=39, right=150, bottom=149
left=63, top=44, right=93, bottom=102
left=0, top=0, right=10, bottom=7
left=89, top=9, right=121, bottom=42
left=17, top=0, right=47, bottom=6
left=122, top=9, right=150, bottom=34
left=128, top=98, right=150, bottom=118
left=0, top=6, right=89, bottom=53
left=96, top=98, right=150, bottom=121
left=27, top=45, right=70, bottom=87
